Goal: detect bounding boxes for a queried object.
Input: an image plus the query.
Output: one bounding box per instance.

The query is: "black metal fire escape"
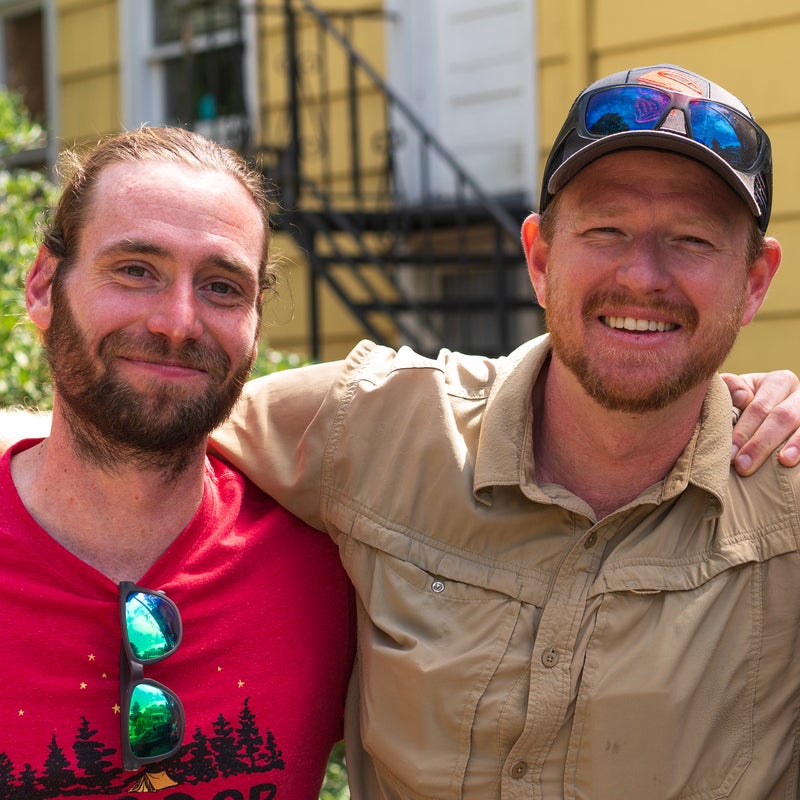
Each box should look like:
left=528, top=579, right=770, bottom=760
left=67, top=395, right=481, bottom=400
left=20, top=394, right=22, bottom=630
left=185, top=0, right=541, bottom=359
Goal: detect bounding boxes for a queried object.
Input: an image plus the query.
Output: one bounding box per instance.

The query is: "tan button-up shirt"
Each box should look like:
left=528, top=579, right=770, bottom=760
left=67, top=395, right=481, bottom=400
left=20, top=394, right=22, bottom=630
left=212, top=335, right=800, bottom=799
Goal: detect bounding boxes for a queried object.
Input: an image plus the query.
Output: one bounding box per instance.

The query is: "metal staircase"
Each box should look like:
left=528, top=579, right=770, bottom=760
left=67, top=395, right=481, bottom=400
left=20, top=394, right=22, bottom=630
left=195, top=0, right=542, bottom=358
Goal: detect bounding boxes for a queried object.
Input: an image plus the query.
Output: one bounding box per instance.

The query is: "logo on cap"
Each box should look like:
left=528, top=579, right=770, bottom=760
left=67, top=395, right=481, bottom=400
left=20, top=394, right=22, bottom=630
left=637, top=68, right=703, bottom=97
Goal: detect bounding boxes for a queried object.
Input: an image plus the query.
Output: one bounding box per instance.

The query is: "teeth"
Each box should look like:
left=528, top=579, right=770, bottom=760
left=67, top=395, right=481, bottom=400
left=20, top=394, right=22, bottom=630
left=602, top=316, right=677, bottom=332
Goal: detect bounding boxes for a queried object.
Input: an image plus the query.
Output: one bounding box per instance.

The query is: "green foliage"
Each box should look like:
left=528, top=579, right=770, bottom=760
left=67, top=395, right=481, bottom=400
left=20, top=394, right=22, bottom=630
left=320, top=741, right=350, bottom=800
left=251, top=346, right=310, bottom=377
left=0, top=91, right=56, bottom=409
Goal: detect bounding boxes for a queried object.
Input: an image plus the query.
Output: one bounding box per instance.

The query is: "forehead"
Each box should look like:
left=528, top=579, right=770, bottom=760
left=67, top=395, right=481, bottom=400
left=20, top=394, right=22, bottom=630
left=81, top=161, right=266, bottom=267
left=560, top=150, right=751, bottom=222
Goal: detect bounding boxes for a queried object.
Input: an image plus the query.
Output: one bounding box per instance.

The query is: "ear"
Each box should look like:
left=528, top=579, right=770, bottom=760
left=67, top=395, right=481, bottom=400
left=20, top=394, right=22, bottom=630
left=26, top=245, right=59, bottom=330
left=521, top=212, right=549, bottom=307
left=740, top=237, right=781, bottom=326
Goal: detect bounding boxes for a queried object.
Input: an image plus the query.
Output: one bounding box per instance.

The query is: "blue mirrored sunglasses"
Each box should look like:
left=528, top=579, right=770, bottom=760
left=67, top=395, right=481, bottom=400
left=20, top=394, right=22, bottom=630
left=580, top=84, right=767, bottom=173
left=119, top=582, right=185, bottom=771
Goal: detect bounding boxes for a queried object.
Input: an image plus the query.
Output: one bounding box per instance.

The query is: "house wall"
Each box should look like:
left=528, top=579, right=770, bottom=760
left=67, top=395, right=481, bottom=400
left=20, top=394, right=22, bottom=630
left=57, top=0, right=119, bottom=140
left=44, top=0, right=800, bottom=369
left=254, top=0, right=394, bottom=360
left=51, top=0, right=373, bottom=362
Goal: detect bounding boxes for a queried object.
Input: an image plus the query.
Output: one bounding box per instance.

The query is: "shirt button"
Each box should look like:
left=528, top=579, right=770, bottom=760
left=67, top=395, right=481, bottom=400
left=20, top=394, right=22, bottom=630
left=584, top=532, right=597, bottom=549
left=431, top=580, right=445, bottom=593
left=541, top=646, right=559, bottom=668
left=510, top=760, right=528, bottom=778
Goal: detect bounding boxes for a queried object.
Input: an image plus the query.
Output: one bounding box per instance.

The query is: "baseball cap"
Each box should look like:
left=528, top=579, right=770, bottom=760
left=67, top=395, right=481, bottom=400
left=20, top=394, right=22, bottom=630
left=539, top=64, right=773, bottom=232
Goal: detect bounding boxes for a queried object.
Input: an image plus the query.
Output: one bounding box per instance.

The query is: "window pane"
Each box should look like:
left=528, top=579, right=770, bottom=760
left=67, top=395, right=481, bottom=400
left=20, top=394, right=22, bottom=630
left=163, top=44, right=246, bottom=123
left=4, top=10, right=45, bottom=121
left=154, top=0, right=240, bottom=44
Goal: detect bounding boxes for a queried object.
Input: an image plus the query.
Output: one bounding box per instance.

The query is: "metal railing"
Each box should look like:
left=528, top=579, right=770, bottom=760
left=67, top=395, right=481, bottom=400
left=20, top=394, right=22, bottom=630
left=250, top=0, right=540, bottom=357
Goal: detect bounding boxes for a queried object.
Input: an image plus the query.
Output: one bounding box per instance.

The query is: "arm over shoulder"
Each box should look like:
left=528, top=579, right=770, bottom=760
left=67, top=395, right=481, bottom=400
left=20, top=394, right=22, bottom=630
left=209, top=341, right=379, bottom=530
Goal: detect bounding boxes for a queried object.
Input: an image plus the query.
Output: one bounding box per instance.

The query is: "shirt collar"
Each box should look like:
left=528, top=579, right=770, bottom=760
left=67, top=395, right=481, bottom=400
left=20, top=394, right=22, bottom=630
left=473, top=334, right=551, bottom=505
left=473, top=334, right=732, bottom=516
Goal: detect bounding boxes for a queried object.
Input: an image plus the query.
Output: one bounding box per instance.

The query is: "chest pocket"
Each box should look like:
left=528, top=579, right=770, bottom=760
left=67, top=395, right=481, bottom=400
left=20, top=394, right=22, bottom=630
left=566, top=564, right=762, bottom=799
left=342, top=533, right=532, bottom=797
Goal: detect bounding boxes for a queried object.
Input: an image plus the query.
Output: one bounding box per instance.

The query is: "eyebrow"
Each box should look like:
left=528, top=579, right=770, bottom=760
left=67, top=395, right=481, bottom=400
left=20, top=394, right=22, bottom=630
left=98, top=239, right=259, bottom=281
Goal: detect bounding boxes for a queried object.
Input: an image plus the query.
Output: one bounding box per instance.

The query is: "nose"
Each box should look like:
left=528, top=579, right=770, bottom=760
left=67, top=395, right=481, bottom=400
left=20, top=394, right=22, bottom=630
left=614, top=236, right=672, bottom=295
left=146, top=281, right=204, bottom=343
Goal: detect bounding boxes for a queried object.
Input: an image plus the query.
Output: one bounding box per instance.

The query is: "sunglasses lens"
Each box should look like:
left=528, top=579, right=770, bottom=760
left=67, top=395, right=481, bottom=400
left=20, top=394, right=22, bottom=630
left=584, top=86, right=762, bottom=173
left=125, top=591, right=181, bottom=661
left=688, top=101, right=761, bottom=170
left=585, top=86, right=671, bottom=134
left=127, top=683, right=183, bottom=759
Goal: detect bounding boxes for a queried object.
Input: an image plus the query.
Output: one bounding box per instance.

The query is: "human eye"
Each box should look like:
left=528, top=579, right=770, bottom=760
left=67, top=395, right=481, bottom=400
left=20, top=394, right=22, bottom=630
left=115, top=262, right=157, bottom=283
left=674, top=233, right=716, bottom=251
left=122, top=264, right=148, bottom=277
left=583, top=225, right=626, bottom=242
left=208, top=280, right=236, bottom=295
left=200, top=276, right=252, bottom=306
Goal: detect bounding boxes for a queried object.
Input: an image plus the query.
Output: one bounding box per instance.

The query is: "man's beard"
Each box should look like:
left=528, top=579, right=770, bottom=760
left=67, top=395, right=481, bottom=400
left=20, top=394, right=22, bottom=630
left=44, top=279, right=256, bottom=481
left=545, top=285, right=745, bottom=414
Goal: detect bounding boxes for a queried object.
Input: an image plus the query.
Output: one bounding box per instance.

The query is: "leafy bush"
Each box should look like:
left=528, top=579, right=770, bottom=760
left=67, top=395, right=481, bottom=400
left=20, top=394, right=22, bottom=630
left=320, top=741, right=350, bottom=799
left=0, top=91, right=56, bottom=409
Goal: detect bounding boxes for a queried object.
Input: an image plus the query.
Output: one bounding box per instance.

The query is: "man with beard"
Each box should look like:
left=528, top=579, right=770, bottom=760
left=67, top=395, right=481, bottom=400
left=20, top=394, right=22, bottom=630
left=0, top=127, right=354, bottom=798
left=205, top=65, right=800, bottom=797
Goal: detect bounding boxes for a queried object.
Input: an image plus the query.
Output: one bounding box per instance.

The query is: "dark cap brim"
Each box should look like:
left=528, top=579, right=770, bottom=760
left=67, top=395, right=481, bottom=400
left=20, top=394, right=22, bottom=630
left=546, top=130, right=760, bottom=218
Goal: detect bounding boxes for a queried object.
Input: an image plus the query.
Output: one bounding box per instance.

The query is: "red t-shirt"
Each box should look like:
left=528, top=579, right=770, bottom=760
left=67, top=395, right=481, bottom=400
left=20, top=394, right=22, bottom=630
left=0, top=440, right=355, bottom=799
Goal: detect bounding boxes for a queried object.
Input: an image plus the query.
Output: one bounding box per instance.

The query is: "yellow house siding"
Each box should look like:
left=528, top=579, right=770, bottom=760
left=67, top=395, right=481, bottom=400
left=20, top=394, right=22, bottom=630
left=256, top=1, right=393, bottom=360
left=56, top=0, right=119, bottom=141
left=537, top=1, right=800, bottom=375
left=592, top=2, right=800, bottom=46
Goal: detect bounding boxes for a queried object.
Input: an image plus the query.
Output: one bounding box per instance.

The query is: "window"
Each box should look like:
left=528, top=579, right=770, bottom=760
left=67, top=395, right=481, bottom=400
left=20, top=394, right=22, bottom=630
left=121, top=0, right=257, bottom=151
left=0, top=0, right=53, bottom=167
left=3, top=6, right=44, bottom=119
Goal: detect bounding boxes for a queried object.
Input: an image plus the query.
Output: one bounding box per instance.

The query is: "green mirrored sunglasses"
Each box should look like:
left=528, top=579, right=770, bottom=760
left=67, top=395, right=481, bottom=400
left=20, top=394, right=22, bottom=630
left=119, top=581, right=185, bottom=771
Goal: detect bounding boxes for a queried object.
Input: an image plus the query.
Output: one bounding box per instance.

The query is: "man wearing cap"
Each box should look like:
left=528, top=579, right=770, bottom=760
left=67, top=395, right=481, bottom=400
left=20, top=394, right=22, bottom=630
left=192, top=65, right=799, bottom=797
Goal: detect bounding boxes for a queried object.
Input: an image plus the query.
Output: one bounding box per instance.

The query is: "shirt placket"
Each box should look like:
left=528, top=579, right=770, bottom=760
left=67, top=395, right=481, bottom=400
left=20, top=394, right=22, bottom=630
left=500, top=516, right=605, bottom=799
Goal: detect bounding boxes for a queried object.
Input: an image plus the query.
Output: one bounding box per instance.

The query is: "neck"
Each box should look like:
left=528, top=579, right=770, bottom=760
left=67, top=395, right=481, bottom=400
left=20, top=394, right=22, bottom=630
left=534, top=358, right=709, bottom=519
left=10, top=412, right=208, bottom=583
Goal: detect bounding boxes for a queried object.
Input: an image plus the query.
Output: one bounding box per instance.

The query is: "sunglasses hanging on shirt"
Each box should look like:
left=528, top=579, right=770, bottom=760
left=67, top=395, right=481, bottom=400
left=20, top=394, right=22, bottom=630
left=119, top=581, right=185, bottom=771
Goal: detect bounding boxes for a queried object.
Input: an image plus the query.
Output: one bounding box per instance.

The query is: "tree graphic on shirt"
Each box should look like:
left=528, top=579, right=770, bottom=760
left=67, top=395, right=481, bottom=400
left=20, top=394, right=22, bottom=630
left=182, top=727, right=217, bottom=782
left=0, top=752, right=15, bottom=799
left=211, top=713, right=241, bottom=776
left=0, top=697, right=285, bottom=796
left=74, top=716, right=119, bottom=788
left=18, top=763, right=37, bottom=796
left=39, top=735, right=76, bottom=795
left=237, top=696, right=265, bottom=769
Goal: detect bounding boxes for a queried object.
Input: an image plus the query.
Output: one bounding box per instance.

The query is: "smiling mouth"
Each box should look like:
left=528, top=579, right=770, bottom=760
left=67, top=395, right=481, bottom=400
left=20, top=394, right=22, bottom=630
left=118, top=355, right=209, bottom=375
left=601, top=315, right=679, bottom=333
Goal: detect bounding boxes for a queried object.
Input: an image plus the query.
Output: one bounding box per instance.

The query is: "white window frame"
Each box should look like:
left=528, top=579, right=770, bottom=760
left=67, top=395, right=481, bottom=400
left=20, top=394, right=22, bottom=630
left=0, top=0, right=58, bottom=166
left=119, top=0, right=260, bottom=146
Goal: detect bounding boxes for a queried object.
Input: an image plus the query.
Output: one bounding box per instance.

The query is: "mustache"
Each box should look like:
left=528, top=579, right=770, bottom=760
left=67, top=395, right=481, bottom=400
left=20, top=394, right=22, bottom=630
left=97, top=331, right=232, bottom=379
left=582, top=291, right=699, bottom=332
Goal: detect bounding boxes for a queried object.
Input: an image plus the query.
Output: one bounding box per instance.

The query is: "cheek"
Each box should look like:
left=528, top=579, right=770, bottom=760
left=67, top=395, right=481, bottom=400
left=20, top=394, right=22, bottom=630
left=215, top=315, right=260, bottom=359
